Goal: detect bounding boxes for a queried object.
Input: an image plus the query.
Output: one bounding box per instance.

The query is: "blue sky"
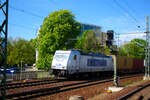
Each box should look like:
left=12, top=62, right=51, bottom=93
left=2, top=0, right=150, bottom=44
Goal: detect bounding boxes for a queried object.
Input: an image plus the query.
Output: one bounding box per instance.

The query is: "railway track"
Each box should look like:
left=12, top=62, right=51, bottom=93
left=2, top=72, right=142, bottom=90
left=117, top=81, right=150, bottom=100
left=2, top=78, right=66, bottom=90
left=0, top=74, right=143, bottom=100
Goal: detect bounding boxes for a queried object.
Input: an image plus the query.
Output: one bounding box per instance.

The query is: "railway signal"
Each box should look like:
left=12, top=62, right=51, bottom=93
left=106, top=30, right=114, bottom=47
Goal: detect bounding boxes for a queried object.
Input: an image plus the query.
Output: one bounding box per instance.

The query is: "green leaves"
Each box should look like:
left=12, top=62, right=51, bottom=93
left=75, top=30, right=108, bottom=54
left=118, top=38, right=146, bottom=59
left=7, top=38, right=36, bottom=67
left=36, top=9, right=81, bottom=69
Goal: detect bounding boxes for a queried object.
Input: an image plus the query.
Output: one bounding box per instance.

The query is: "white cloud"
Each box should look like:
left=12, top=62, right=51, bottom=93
left=115, top=32, right=146, bottom=46
left=102, top=16, right=128, bottom=26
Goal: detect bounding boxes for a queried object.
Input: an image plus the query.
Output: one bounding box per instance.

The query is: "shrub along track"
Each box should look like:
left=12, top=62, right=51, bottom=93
left=0, top=74, right=143, bottom=100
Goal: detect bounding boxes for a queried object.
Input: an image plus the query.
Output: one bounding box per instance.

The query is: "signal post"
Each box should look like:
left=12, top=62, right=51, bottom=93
left=143, top=16, right=150, bottom=80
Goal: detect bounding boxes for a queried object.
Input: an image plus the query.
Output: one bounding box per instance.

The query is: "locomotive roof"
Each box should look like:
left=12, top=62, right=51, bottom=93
left=56, top=50, right=112, bottom=58
left=70, top=50, right=111, bottom=58
left=80, top=52, right=111, bottom=58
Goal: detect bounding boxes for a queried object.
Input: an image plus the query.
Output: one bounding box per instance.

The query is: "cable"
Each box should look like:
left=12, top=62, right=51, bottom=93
left=9, top=22, right=37, bottom=30
left=103, top=0, right=142, bottom=30
left=121, top=0, right=145, bottom=29
left=121, top=0, right=136, bottom=15
left=113, top=0, right=139, bottom=26
left=8, top=23, right=38, bottom=37
left=9, top=6, right=44, bottom=19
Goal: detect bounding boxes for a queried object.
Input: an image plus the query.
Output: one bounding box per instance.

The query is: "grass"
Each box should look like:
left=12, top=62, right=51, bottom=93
left=120, top=80, right=133, bottom=87
left=37, top=72, right=50, bottom=78
left=119, top=79, right=144, bottom=87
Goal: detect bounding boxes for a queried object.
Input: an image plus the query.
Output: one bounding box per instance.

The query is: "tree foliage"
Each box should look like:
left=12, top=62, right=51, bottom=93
left=7, top=38, right=36, bottom=67
left=36, top=9, right=81, bottom=69
left=103, top=46, right=111, bottom=54
left=118, top=38, right=146, bottom=59
left=75, top=30, right=100, bottom=53
left=75, top=30, right=111, bottom=54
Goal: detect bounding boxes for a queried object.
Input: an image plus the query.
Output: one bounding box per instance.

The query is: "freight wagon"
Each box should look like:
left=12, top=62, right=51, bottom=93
left=111, top=55, right=144, bottom=73
left=51, top=50, right=144, bottom=77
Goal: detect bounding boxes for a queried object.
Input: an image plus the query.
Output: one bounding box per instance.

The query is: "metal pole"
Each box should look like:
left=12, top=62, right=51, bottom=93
left=144, top=16, right=150, bottom=80
left=0, top=0, right=9, bottom=99
left=146, top=16, right=149, bottom=77
left=113, top=55, right=118, bottom=86
left=118, top=34, right=120, bottom=47
left=20, top=60, right=22, bottom=80
left=145, top=27, right=148, bottom=77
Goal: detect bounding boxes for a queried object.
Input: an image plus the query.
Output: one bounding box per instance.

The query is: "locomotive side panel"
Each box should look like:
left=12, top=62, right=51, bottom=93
left=78, top=56, right=89, bottom=72
left=67, top=51, right=80, bottom=75
left=79, top=55, right=113, bottom=73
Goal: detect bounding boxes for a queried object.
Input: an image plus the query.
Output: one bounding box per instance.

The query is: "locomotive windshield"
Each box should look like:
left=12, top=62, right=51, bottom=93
left=51, top=51, right=72, bottom=69
left=54, top=54, right=69, bottom=62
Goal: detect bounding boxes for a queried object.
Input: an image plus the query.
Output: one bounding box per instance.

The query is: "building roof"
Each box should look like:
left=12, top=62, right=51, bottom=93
left=80, top=22, right=101, bottom=29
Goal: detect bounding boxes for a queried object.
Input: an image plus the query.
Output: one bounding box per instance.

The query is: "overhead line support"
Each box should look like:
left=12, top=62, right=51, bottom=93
left=144, top=16, right=150, bottom=80
left=0, top=0, right=9, bottom=100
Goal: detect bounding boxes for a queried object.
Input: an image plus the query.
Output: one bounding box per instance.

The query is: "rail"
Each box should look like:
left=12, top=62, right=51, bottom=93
left=0, top=74, right=143, bottom=100
left=117, top=82, right=150, bottom=100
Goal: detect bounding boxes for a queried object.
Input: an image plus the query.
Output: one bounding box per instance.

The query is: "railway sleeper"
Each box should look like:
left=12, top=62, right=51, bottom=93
left=0, top=87, right=60, bottom=99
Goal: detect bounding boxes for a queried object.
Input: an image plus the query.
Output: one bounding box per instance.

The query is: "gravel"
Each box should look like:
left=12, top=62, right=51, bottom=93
left=31, top=75, right=144, bottom=100
left=1, top=75, right=146, bottom=100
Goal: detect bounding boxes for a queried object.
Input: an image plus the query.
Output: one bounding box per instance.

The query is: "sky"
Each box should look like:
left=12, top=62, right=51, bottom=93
left=1, top=0, right=150, bottom=45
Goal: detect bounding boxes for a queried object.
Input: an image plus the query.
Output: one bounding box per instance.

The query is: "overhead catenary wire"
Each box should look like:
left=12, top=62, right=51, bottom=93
left=9, top=22, right=37, bottom=30
left=121, top=0, right=136, bottom=15
left=113, top=0, right=140, bottom=27
left=114, top=31, right=146, bottom=47
left=9, top=6, right=44, bottom=19
left=8, top=23, right=38, bottom=37
left=120, top=0, right=145, bottom=29
left=103, top=0, right=143, bottom=32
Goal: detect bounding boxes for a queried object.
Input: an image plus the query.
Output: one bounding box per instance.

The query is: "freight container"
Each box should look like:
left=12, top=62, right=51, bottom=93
left=133, top=58, right=144, bottom=72
left=111, top=55, right=133, bottom=72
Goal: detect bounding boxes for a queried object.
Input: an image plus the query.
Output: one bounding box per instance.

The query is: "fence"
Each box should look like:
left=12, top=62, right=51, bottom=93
left=0, top=71, right=50, bottom=82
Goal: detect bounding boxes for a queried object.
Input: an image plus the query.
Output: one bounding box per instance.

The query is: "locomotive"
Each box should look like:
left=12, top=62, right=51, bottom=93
left=51, top=50, right=144, bottom=77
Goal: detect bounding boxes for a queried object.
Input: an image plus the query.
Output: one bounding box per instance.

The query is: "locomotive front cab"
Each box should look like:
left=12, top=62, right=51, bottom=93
left=51, top=50, right=71, bottom=77
left=51, top=50, right=81, bottom=77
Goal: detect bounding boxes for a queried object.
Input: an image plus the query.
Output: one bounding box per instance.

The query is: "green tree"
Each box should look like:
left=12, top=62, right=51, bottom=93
left=75, top=30, right=100, bottom=53
left=7, top=38, right=36, bottom=67
left=103, top=46, right=111, bottom=54
left=118, top=38, right=146, bottom=59
left=75, top=30, right=111, bottom=54
left=37, top=9, right=81, bottom=69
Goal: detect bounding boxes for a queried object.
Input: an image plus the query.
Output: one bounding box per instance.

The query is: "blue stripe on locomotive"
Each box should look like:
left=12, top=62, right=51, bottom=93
left=87, top=59, right=107, bottom=66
